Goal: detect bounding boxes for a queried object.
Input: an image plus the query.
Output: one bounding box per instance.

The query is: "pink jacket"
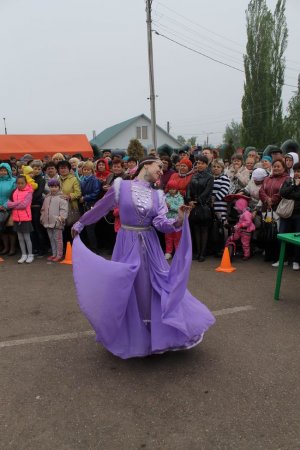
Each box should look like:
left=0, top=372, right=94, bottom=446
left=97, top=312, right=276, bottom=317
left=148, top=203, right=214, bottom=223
left=236, top=210, right=255, bottom=232
left=7, top=184, right=33, bottom=222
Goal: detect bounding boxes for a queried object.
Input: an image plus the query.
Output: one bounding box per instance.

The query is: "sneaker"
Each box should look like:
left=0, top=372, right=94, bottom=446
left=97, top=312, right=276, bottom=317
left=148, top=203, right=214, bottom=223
left=47, top=256, right=55, bottom=261
left=25, top=254, right=34, bottom=264
left=272, top=261, right=288, bottom=268
left=18, top=254, right=27, bottom=264
left=292, top=262, right=300, bottom=271
left=52, top=256, right=63, bottom=262
left=164, top=253, right=172, bottom=260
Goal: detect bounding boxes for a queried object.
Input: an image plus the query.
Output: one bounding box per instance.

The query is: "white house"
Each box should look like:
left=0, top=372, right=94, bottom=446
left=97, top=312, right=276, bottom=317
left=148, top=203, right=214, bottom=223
left=90, top=114, right=180, bottom=152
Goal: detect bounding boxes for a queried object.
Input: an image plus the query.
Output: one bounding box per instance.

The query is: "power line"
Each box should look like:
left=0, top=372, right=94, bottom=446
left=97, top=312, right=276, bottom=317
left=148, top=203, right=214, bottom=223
left=153, top=30, right=244, bottom=73
left=156, top=0, right=300, bottom=70
left=153, top=30, right=298, bottom=88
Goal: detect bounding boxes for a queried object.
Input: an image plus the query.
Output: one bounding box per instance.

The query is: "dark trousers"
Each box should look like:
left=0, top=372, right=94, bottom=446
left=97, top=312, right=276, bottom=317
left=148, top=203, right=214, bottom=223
left=31, top=206, right=48, bottom=254
left=279, top=214, right=300, bottom=262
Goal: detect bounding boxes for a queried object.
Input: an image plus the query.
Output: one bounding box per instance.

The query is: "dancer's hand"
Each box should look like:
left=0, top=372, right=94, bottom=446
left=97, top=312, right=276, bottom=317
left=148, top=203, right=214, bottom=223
left=178, top=205, right=192, bottom=221
left=71, top=228, right=78, bottom=239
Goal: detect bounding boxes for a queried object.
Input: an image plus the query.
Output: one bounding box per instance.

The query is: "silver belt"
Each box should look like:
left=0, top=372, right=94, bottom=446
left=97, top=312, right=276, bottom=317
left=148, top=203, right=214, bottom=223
left=121, top=224, right=152, bottom=231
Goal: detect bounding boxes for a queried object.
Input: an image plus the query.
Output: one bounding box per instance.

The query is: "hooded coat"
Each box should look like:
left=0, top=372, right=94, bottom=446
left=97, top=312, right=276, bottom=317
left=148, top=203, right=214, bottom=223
left=40, top=191, right=69, bottom=229
left=285, top=152, right=299, bottom=178
left=0, top=163, right=16, bottom=207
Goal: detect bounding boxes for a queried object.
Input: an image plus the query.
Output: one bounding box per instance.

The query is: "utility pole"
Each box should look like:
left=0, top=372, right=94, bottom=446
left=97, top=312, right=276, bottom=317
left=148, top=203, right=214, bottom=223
left=167, top=121, right=170, bottom=133
left=3, top=117, right=7, bottom=134
left=145, top=0, right=157, bottom=151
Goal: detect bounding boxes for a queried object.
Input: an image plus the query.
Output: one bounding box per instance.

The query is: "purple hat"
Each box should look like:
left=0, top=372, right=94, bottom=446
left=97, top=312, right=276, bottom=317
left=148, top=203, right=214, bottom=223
left=48, top=178, right=60, bottom=187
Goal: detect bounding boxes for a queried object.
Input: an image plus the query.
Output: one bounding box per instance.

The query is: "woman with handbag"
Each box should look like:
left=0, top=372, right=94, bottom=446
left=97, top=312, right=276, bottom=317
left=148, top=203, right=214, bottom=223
left=57, top=160, right=81, bottom=249
left=259, top=159, right=289, bottom=263
left=186, top=155, right=214, bottom=262
left=279, top=162, right=300, bottom=270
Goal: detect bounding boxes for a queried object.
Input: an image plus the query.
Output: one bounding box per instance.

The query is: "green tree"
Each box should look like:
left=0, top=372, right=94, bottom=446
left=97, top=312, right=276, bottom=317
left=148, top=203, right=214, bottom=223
left=127, top=138, right=145, bottom=161
left=241, top=0, right=287, bottom=148
left=284, top=74, right=300, bottom=142
left=177, top=135, right=186, bottom=146
left=187, top=136, right=197, bottom=146
left=223, top=120, right=242, bottom=148
left=270, top=0, right=288, bottom=142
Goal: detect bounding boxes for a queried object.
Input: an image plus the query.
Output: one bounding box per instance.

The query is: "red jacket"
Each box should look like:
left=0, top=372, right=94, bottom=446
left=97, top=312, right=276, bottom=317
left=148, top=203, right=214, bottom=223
left=259, top=173, right=289, bottom=208
left=7, top=184, right=33, bottom=222
left=166, top=172, right=193, bottom=196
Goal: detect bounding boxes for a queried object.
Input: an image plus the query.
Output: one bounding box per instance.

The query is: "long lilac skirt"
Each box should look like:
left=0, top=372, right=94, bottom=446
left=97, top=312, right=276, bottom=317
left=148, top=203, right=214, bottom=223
left=72, top=217, right=215, bottom=359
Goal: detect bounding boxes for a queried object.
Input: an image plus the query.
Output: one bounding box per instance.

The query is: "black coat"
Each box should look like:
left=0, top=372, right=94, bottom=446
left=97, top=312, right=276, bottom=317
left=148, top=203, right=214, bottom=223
left=280, top=179, right=300, bottom=216
left=186, top=170, right=214, bottom=205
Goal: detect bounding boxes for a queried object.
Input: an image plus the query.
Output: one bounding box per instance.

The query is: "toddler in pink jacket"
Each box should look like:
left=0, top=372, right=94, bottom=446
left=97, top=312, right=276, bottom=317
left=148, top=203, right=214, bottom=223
left=226, top=197, right=255, bottom=260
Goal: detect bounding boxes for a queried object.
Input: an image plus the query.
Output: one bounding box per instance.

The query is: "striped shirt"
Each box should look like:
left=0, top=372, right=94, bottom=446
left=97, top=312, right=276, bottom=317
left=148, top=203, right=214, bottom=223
left=212, top=174, right=230, bottom=220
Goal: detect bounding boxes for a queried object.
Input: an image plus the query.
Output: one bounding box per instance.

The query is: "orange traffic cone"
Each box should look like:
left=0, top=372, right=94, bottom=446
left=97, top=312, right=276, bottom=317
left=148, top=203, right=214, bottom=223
left=60, top=242, right=72, bottom=265
left=215, top=247, right=236, bottom=273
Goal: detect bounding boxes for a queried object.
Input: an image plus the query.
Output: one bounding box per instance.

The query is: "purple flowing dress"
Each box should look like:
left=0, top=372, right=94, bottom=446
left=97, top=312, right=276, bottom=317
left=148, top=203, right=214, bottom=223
left=72, top=178, right=215, bottom=359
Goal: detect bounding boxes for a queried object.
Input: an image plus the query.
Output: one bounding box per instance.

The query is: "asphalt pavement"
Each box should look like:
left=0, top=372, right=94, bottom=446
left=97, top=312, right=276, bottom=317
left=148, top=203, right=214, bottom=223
left=1, top=253, right=300, bottom=450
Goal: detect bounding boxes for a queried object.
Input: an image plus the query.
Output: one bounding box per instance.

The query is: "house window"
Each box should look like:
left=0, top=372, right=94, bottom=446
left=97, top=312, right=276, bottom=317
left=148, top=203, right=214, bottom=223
left=136, top=126, right=148, bottom=140
left=142, top=126, right=148, bottom=139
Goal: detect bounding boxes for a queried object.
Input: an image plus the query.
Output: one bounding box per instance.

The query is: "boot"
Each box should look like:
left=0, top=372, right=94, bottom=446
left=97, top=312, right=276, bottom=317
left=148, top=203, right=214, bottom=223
left=7, top=233, right=17, bottom=256
left=0, top=234, right=9, bottom=255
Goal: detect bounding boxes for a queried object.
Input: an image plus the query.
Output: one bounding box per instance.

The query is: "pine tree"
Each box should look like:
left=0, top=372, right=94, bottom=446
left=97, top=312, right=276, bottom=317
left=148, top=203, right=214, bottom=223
left=127, top=139, right=145, bottom=161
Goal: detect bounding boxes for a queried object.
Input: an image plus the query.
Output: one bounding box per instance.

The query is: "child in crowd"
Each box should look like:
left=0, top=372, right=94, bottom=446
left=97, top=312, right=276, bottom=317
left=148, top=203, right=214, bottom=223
left=164, top=180, right=184, bottom=260
left=226, top=195, right=255, bottom=261
left=22, top=165, right=38, bottom=191
left=40, top=179, right=69, bottom=262
left=6, top=175, right=34, bottom=263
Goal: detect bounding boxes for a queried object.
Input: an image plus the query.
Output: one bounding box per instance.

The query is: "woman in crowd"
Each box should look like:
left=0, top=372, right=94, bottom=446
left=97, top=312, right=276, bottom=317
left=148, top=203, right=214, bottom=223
left=225, top=154, right=250, bottom=194
left=186, top=156, right=214, bottom=262
left=261, top=155, right=272, bottom=174
left=80, top=161, right=102, bottom=253
left=279, top=162, right=300, bottom=270
left=71, top=156, right=215, bottom=359
left=284, top=152, right=299, bottom=178
left=166, top=158, right=193, bottom=196
left=57, top=160, right=82, bottom=246
left=159, top=156, right=175, bottom=190
left=52, top=153, right=65, bottom=165
left=95, top=158, right=111, bottom=185
left=0, top=163, right=17, bottom=255
left=259, top=159, right=289, bottom=263
left=211, top=160, right=230, bottom=221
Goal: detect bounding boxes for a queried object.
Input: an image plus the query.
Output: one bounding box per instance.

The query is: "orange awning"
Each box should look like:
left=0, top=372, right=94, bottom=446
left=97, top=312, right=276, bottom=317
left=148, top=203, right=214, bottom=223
left=0, top=134, right=93, bottom=160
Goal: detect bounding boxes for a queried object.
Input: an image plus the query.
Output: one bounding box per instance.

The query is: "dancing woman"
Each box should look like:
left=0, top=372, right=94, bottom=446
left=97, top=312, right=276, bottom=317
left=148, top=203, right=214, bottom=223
left=72, top=156, right=215, bottom=359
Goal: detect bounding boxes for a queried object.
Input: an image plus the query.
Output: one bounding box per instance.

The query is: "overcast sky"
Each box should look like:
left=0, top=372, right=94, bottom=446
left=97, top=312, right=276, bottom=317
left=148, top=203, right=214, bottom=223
left=1, top=0, right=299, bottom=146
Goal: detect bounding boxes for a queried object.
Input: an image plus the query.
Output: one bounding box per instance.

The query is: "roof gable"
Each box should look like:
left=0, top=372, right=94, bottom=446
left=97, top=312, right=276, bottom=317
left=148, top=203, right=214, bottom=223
left=90, top=115, right=141, bottom=147
left=90, top=114, right=180, bottom=147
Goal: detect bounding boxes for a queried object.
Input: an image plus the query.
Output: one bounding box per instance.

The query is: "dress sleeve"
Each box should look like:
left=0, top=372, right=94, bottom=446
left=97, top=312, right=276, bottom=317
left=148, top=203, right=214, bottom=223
left=72, top=185, right=116, bottom=233
left=152, top=190, right=182, bottom=233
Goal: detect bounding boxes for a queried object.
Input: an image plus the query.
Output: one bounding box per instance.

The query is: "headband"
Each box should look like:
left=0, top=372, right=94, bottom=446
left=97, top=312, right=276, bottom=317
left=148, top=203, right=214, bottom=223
left=138, top=159, right=160, bottom=167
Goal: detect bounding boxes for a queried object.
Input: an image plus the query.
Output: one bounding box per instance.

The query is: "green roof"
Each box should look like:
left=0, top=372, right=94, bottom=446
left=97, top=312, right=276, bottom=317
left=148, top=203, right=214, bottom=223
left=90, top=115, right=142, bottom=148
left=90, top=114, right=180, bottom=148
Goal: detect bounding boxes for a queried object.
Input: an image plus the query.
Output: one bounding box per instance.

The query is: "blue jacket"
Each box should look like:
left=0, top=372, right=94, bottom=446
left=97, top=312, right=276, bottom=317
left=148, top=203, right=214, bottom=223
left=80, top=175, right=102, bottom=205
left=0, top=163, right=16, bottom=207
left=165, top=192, right=184, bottom=219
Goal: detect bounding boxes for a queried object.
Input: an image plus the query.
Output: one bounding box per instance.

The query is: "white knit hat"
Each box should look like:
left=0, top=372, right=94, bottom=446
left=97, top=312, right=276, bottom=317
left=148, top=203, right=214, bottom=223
left=252, top=168, right=268, bottom=181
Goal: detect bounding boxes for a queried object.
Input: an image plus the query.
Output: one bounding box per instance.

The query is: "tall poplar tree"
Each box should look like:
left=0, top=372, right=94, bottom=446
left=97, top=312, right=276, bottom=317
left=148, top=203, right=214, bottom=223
left=284, top=74, right=300, bottom=142
left=241, top=0, right=287, bottom=149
